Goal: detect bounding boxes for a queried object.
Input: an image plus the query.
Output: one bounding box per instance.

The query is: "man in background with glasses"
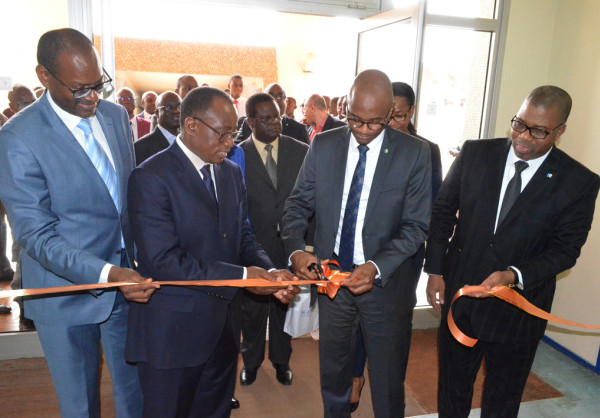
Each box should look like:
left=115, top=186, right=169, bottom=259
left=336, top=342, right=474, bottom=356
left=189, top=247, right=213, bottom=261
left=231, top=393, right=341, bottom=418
left=425, top=86, right=600, bottom=417
left=134, top=90, right=182, bottom=166
left=283, top=69, right=432, bottom=417
left=0, top=28, right=158, bottom=417
left=116, top=87, right=150, bottom=142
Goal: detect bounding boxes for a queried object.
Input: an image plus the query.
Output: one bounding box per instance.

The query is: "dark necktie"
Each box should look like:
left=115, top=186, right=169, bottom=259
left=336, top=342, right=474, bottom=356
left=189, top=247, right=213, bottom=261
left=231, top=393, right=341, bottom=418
left=264, top=143, right=277, bottom=189
left=337, top=144, right=369, bottom=271
left=498, top=160, right=529, bottom=224
left=200, top=164, right=218, bottom=207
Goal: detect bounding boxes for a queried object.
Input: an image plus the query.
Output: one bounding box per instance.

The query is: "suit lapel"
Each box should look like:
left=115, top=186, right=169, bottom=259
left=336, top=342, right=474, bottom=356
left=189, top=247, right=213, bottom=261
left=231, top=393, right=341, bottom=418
left=364, top=129, right=394, bottom=223
left=330, top=129, right=351, bottom=231
left=40, top=96, right=120, bottom=213
left=96, top=107, right=126, bottom=210
left=478, top=139, right=510, bottom=237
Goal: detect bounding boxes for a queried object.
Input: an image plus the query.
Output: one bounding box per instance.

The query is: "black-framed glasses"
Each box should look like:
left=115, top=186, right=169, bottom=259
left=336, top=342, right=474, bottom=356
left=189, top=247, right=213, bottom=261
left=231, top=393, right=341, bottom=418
left=390, top=113, right=408, bottom=123
left=44, top=66, right=114, bottom=100
left=510, top=117, right=564, bottom=140
left=346, top=117, right=388, bottom=130
left=191, top=116, right=239, bottom=143
left=157, top=104, right=181, bottom=112
left=250, top=115, right=281, bottom=124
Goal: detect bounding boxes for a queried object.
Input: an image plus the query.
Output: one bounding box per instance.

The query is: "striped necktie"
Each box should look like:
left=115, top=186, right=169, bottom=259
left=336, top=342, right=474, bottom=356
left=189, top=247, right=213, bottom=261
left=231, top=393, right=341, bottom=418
left=77, top=119, right=120, bottom=211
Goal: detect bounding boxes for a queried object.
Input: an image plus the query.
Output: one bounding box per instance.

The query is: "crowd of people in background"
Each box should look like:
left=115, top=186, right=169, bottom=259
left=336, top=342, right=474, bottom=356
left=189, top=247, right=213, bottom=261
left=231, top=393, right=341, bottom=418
left=1, top=27, right=598, bottom=418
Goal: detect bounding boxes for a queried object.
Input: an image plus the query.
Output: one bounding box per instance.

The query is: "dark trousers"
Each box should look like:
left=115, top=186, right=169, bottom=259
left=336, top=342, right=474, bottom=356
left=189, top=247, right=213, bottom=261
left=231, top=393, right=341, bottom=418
left=438, top=321, right=540, bottom=418
left=138, top=308, right=238, bottom=418
left=319, top=270, right=415, bottom=418
left=240, top=291, right=292, bottom=369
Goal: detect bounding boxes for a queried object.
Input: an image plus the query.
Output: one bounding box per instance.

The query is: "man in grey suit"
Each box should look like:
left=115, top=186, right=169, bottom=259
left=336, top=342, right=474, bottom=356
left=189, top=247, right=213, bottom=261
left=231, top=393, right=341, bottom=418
left=282, top=70, right=432, bottom=417
left=0, top=28, right=157, bottom=416
left=238, top=93, right=309, bottom=387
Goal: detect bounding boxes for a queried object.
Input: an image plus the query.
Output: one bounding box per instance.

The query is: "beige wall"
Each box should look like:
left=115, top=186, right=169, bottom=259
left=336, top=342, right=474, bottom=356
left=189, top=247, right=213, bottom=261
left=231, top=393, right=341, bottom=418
left=0, top=0, right=69, bottom=109
left=495, top=0, right=600, bottom=366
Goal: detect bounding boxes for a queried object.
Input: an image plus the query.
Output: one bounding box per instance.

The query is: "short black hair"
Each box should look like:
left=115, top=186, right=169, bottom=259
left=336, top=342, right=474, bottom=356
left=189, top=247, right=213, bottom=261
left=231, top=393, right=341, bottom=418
left=527, top=85, right=572, bottom=123
left=391, top=82, right=416, bottom=107
left=180, top=87, right=232, bottom=129
left=37, top=28, right=93, bottom=73
left=246, top=93, right=277, bottom=118
left=177, top=75, right=196, bottom=90
left=229, top=74, right=243, bottom=84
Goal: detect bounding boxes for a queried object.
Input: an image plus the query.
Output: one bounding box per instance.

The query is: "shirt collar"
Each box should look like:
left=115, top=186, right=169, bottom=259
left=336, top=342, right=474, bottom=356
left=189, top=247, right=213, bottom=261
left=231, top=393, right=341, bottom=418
left=176, top=135, right=207, bottom=171
left=506, top=141, right=552, bottom=172
left=157, top=125, right=177, bottom=145
left=251, top=134, right=279, bottom=153
left=349, top=128, right=385, bottom=152
left=47, top=92, right=93, bottom=131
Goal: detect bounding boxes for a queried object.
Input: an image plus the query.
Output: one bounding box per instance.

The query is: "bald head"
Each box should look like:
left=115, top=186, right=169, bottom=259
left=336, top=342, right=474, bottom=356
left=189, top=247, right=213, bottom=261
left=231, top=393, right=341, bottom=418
left=265, top=83, right=287, bottom=115
left=37, top=28, right=94, bottom=74
left=347, top=69, right=393, bottom=114
left=525, top=85, right=572, bottom=123
left=346, top=70, right=393, bottom=145
left=156, top=91, right=182, bottom=135
left=116, top=87, right=136, bottom=118
left=9, top=85, right=36, bottom=113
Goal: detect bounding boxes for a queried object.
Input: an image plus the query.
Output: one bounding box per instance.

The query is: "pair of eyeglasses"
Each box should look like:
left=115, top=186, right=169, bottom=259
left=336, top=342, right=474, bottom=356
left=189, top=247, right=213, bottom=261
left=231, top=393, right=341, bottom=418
left=346, top=117, right=387, bottom=130
left=117, top=97, right=135, bottom=103
left=390, top=113, right=408, bottom=123
left=251, top=115, right=281, bottom=124
left=510, top=117, right=563, bottom=140
left=191, top=116, right=239, bottom=143
left=44, top=66, right=113, bottom=100
left=157, top=104, right=181, bottom=112
left=270, top=93, right=286, bottom=101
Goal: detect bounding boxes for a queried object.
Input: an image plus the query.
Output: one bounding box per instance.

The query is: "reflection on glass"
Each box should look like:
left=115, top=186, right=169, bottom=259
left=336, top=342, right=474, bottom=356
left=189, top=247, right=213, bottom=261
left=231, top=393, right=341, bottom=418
left=416, top=26, right=492, bottom=176
left=427, top=0, right=497, bottom=19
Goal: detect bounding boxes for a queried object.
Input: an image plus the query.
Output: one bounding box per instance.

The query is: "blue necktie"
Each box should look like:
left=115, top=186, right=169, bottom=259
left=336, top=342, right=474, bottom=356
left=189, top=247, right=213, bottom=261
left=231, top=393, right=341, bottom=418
left=200, top=164, right=218, bottom=207
left=77, top=119, right=120, bottom=211
left=338, top=144, right=369, bottom=271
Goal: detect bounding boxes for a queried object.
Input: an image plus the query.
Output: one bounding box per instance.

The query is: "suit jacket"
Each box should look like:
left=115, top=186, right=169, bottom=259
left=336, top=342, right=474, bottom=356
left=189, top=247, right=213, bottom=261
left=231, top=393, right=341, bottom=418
left=237, top=115, right=310, bottom=144
left=125, top=141, right=273, bottom=368
left=134, top=127, right=170, bottom=166
left=0, top=92, right=135, bottom=325
left=240, top=135, right=309, bottom=268
left=282, top=125, right=431, bottom=288
left=408, top=128, right=443, bottom=204
left=135, top=116, right=151, bottom=139
left=308, top=114, right=345, bottom=138
left=425, top=138, right=600, bottom=343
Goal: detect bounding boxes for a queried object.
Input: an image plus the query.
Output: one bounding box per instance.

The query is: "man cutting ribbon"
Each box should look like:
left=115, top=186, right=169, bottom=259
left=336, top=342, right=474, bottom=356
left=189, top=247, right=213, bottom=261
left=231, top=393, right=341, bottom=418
left=425, top=86, right=600, bottom=418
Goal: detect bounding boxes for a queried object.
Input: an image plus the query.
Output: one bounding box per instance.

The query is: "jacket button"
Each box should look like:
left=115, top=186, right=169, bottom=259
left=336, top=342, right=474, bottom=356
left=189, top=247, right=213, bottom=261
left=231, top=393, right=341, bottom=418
left=222, top=232, right=227, bottom=239
left=489, top=242, right=494, bottom=247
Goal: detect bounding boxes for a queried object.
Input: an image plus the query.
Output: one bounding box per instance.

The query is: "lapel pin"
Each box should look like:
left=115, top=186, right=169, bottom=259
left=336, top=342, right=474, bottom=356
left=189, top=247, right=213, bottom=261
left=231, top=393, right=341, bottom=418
left=384, top=148, right=389, bottom=154
left=547, top=173, right=553, bottom=178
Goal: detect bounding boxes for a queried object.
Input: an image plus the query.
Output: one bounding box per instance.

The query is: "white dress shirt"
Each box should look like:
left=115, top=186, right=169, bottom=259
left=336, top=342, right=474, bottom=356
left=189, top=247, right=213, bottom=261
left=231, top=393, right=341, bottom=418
left=130, top=116, right=139, bottom=141
left=333, top=130, right=385, bottom=274
left=231, top=96, right=247, bottom=118
left=157, top=125, right=177, bottom=145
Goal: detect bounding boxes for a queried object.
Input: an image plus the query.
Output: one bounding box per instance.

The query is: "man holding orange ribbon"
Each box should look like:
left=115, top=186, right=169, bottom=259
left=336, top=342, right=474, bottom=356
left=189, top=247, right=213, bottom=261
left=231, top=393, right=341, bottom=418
left=425, top=86, right=600, bottom=417
left=283, top=69, right=432, bottom=417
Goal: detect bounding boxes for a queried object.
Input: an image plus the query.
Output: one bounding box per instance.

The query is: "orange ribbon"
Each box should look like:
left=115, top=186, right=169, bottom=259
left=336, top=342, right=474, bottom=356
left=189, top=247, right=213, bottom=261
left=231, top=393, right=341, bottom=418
left=0, top=279, right=326, bottom=299
left=448, top=285, right=600, bottom=347
left=315, top=262, right=351, bottom=298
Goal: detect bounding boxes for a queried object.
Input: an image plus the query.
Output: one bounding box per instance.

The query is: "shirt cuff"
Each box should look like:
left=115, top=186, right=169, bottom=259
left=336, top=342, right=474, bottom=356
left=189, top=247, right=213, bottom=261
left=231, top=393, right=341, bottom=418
left=509, top=265, right=523, bottom=289
left=242, top=267, right=247, bottom=280
left=288, top=250, right=304, bottom=268
left=99, top=263, right=113, bottom=283
left=366, top=260, right=381, bottom=279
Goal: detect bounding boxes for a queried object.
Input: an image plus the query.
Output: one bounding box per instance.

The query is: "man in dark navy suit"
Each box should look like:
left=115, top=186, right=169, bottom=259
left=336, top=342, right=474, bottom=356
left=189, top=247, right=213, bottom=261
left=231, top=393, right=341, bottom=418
left=425, top=86, right=600, bottom=417
left=134, top=90, right=181, bottom=165
left=126, top=87, right=298, bottom=417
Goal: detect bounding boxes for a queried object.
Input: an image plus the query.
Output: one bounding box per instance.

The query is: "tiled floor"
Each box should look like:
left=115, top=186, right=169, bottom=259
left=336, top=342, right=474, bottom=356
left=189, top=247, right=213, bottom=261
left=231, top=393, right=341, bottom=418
left=413, top=341, right=600, bottom=418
